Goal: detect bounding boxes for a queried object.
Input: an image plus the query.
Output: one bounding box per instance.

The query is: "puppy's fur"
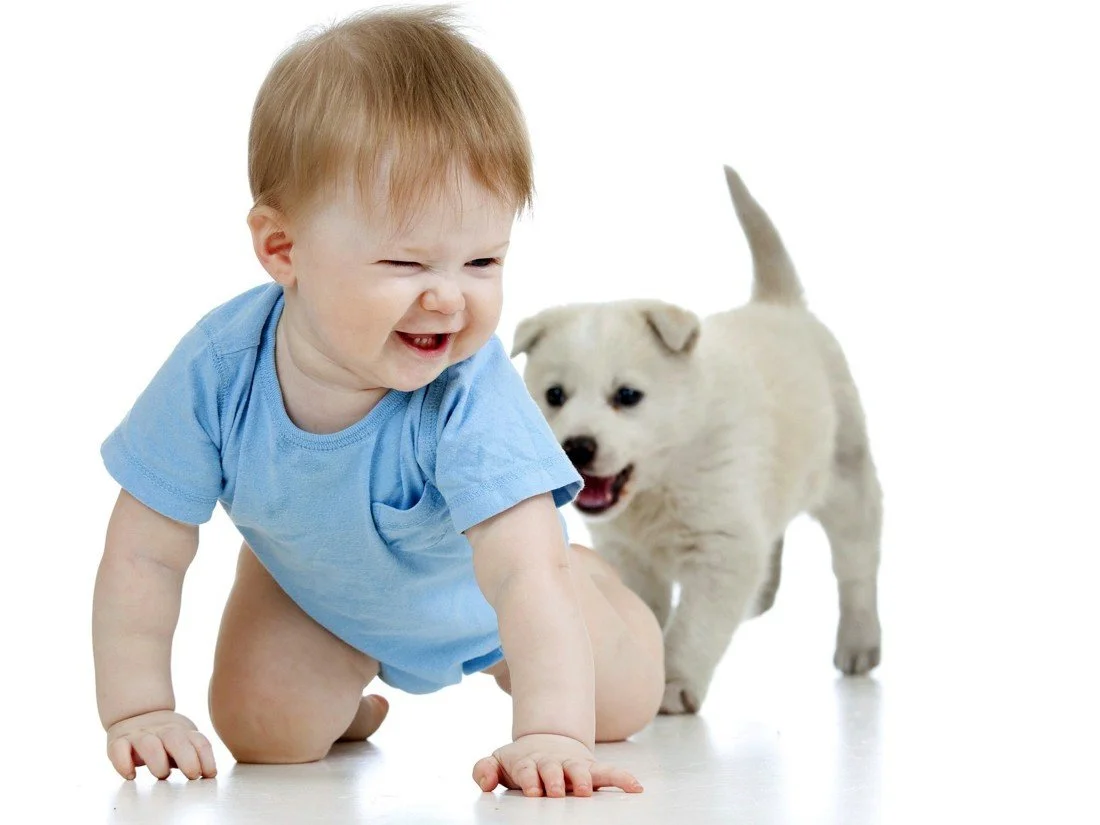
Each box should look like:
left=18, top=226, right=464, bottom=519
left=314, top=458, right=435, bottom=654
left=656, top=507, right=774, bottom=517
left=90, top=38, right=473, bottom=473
left=513, top=167, right=883, bottom=714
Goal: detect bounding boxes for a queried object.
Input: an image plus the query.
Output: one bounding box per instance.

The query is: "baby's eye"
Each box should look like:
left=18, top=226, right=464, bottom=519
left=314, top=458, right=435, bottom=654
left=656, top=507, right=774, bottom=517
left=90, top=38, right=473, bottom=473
left=467, top=257, right=500, bottom=269
left=545, top=385, right=567, bottom=407
left=380, top=260, right=420, bottom=268
left=613, top=386, right=645, bottom=408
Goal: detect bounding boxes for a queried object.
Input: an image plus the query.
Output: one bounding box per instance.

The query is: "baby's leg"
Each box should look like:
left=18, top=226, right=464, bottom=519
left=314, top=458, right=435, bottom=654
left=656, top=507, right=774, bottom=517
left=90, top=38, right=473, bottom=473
left=208, top=543, right=388, bottom=764
left=487, top=543, right=665, bottom=742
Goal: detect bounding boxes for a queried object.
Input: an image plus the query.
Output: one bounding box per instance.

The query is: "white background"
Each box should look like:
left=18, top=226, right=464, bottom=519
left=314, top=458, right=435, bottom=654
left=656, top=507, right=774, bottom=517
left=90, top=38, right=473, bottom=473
left=2, top=0, right=1098, bottom=808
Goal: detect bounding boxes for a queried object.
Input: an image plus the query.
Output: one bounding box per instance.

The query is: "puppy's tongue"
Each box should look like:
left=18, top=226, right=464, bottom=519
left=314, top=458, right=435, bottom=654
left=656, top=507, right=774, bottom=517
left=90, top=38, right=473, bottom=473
left=577, top=474, right=615, bottom=509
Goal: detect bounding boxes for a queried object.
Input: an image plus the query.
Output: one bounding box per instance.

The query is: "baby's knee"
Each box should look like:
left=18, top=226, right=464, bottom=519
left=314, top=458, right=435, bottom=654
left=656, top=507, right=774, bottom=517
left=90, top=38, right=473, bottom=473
left=208, top=671, right=332, bottom=764
left=595, top=641, right=665, bottom=743
left=595, top=680, right=663, bottom=743
left=568, top=543, right=621, bottom=582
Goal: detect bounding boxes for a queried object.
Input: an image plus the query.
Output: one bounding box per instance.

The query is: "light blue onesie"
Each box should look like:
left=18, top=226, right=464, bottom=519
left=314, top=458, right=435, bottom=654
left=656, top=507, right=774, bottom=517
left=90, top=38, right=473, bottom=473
left=101, top=284, right=582, bottom=693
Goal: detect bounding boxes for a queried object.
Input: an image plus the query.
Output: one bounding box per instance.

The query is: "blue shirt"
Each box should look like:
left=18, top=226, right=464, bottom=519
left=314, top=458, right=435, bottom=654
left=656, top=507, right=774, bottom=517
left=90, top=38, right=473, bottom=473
left=101, top=284, right=582, bottom=693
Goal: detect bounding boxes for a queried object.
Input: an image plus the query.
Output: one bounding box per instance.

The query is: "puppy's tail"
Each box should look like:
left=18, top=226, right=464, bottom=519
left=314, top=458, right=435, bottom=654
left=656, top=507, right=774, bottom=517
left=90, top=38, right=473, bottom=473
left=725, top=165, right=805, bottom=306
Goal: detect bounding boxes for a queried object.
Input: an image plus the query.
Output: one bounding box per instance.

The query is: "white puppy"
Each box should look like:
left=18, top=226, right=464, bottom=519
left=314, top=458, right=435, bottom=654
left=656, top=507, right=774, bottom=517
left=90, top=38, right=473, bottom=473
left=512, top=167, right=883, bottom=714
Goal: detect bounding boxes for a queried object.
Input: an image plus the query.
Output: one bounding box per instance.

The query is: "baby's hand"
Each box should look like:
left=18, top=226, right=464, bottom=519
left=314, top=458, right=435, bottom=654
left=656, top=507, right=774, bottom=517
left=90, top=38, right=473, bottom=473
left=106, top=710, right=217, bottom=780
left=472, top=733, right=643, bottom=797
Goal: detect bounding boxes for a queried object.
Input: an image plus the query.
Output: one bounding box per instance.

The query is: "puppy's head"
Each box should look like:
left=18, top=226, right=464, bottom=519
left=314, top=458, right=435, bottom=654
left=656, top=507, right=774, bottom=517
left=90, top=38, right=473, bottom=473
left=513, top=300, right=701, bottom=521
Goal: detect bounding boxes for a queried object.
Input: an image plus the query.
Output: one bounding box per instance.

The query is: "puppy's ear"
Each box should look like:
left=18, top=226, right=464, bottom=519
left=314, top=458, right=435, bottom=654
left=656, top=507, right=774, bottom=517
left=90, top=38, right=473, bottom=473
left=511, top=314, right=547, bottom=357
left=643, top=303, right=701, bottom=354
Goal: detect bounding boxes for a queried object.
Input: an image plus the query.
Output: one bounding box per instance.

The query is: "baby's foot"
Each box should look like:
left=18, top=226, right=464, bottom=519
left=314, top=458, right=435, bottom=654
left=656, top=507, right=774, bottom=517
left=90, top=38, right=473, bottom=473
left=339, top=694, right=389, bottom=741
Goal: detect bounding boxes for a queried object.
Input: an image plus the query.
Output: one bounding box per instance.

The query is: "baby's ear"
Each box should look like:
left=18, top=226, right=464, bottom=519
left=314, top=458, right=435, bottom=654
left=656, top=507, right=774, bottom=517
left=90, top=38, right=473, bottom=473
left=641, top=302, right=701, bottom=354
left=247, top=206, right=295, bottom=286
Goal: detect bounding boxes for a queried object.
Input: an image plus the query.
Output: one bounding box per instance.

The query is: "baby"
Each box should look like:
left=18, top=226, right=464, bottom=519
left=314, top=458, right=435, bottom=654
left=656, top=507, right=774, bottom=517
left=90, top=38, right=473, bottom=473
left=92, top=6, right=664, bottom=797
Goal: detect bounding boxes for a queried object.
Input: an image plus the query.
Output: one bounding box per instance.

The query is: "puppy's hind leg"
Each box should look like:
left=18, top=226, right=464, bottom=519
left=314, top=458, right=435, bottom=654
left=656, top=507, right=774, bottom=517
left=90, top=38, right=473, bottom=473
left=814, top=450, right=883, bottom=675
left=750, top=535, right=784, bottom=618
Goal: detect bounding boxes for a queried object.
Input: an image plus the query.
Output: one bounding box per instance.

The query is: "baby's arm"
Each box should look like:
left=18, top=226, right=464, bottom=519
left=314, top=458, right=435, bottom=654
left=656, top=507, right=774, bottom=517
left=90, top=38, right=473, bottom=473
left=467, top=493, right=641, bottom=796
left=470, top=493, right=594, bottom=746
left=92, top=490, right=216, bottom=780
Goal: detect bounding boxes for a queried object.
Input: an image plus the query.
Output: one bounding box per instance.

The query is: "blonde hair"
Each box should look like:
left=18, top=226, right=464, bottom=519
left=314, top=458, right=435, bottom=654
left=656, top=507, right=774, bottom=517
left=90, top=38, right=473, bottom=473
left=248, top=5, right=533, bottom=221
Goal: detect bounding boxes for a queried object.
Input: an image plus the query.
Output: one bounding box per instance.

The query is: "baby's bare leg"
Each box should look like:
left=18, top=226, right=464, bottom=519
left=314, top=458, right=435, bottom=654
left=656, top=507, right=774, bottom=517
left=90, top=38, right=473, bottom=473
left=208, top=544, right=388, bottom=764
left=487, top=543, right=664, bottom=742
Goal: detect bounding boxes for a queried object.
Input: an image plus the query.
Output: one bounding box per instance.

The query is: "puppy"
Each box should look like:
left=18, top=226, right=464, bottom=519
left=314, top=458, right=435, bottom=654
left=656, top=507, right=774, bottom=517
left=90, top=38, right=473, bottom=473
left=512, top=167, right=883, bottom=714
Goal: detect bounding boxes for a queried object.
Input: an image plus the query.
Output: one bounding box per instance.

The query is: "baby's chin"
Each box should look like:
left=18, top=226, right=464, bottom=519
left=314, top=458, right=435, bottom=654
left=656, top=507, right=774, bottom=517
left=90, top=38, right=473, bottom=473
left=384, top=356, right=463, bottom=392
left=383, top=332, right=487, bottom=391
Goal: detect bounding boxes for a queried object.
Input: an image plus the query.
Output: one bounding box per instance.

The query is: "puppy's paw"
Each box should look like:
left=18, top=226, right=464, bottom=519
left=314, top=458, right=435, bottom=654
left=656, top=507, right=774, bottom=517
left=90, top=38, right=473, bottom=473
left=658, top=678, right=704, bottom=715
left=834, top=614, right=882, bottom=675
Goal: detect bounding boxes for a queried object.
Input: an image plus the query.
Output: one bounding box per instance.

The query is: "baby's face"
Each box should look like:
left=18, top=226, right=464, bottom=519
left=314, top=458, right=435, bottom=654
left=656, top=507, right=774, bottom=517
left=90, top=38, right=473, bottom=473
left=284, top=173, right=514, bottom=393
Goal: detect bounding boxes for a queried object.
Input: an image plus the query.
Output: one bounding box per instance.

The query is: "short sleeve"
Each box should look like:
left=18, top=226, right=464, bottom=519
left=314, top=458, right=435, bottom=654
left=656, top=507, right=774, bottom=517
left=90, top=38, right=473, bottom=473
left=426, top=336, right=581, bottom=533
left=100, top=322, right=225, bottom=524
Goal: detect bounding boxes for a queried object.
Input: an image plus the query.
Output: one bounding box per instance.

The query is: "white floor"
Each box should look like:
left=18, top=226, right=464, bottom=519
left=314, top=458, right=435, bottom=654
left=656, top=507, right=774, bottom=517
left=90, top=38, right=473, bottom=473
left=8, top=509, right=1094, bottom=824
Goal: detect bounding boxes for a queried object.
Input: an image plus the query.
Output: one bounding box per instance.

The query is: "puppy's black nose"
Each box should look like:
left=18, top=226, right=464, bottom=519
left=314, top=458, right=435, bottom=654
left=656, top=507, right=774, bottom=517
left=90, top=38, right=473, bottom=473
left=562, top=436, right=597, bottom=470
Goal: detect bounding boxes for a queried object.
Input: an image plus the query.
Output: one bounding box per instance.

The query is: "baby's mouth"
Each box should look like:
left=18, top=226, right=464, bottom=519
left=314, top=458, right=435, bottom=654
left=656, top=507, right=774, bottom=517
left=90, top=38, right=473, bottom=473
left=396, top=332, right=452, bottom=354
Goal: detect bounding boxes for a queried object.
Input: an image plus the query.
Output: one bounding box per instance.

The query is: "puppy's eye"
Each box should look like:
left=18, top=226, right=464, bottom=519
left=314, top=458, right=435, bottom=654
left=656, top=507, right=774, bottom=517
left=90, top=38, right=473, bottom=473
left=613, top=386, right=645, bottom=408
left=545, top=385, right=567, bottom=407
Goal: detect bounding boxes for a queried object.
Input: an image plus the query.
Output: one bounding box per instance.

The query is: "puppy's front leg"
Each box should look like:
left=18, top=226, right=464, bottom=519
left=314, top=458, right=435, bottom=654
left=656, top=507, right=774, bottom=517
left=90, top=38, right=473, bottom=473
left=600, top=544, right=673, bottom=630
left=660, top=534, right=766, bottom=714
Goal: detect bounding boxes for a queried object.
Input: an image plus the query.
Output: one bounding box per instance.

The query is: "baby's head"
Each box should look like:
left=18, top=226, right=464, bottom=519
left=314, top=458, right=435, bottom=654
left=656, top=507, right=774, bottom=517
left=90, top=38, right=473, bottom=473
left=247, top=6, right=532, bottom=393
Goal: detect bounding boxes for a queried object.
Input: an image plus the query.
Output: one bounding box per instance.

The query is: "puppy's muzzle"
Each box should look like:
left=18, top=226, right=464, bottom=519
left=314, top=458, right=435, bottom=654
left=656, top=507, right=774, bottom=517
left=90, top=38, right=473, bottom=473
left=562, top=436, right=633, bottom=515
left=562, top=435, right=598, bottom=470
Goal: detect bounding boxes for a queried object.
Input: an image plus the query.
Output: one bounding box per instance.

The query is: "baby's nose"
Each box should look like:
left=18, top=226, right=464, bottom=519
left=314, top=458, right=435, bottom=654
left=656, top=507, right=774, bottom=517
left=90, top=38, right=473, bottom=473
left=421, top=278, right=465, bottom=314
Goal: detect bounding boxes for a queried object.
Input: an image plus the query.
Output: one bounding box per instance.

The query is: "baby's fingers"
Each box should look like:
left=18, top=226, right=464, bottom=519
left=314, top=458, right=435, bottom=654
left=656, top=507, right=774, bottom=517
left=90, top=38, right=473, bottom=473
left=131, top=733, right=172, bottom=780
left=473, top=756, right=503, bottom=792
left=563, top=759, right=594, bottom=797
left=536, top=758, right=566, bottom=798
left=511, top=757, right=543, bottom=797
left=189, top=731, right=218, bottom=778
left=162, top=729, right=202, bottom=780
left=590, top=762, right=644, bottom=794
left=107, top=738, right=137, bottom=781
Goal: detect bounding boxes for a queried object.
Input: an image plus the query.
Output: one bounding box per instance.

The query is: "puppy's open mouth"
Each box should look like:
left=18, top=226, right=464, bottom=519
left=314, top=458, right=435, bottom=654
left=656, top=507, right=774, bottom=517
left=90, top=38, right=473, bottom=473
left=575, top=466, right=633, bottom=514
